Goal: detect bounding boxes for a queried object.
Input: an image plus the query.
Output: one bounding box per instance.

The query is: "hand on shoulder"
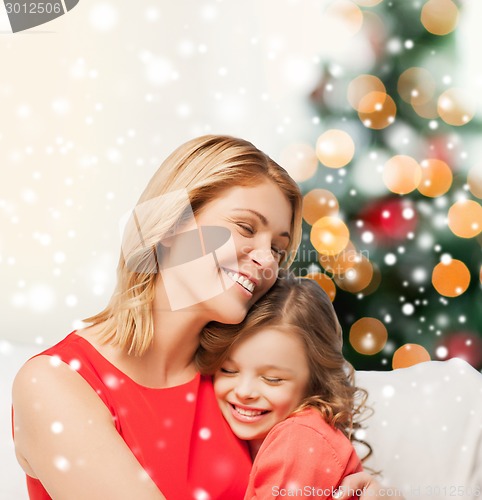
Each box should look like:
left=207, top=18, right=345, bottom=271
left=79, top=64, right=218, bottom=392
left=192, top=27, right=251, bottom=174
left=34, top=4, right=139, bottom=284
left=336, top=471, right=405, bottom=499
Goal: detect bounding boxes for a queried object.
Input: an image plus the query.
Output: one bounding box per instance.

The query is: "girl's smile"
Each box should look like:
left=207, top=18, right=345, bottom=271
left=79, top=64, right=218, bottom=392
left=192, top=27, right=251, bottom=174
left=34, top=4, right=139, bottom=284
left=213, top=327, right=310, bottom=446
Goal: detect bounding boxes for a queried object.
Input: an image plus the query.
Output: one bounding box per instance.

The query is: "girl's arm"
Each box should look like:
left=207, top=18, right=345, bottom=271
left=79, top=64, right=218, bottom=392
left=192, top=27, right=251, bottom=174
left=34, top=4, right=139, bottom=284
left=12, top=355, right=166, bottom=500
left=245, top=416, right=361, bottom=499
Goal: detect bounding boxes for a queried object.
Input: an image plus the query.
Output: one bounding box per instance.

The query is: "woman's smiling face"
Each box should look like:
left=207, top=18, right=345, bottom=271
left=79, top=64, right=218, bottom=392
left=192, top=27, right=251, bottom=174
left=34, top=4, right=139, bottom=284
left=158, top=180, right=293, bottom=324
left=213, top=327, right=310, bottom=443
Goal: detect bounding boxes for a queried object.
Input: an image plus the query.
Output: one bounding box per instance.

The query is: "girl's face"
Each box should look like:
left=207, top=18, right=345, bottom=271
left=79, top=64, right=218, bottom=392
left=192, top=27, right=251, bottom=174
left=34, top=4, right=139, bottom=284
left=214, top=327, right=310, bottom=443
left=160, top=180, right=293, bottom=324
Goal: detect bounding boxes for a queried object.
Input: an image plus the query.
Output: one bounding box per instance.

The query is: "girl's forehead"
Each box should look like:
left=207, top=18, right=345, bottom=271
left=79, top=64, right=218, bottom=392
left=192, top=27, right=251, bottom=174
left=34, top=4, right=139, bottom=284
left=233, top=328, right=305, bottom=358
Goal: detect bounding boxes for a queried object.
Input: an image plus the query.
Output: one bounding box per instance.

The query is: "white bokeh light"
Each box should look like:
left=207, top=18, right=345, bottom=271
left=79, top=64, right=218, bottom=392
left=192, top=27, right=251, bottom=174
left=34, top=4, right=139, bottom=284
left=51, top=421, right=64, bottom=434
left=28, top=285, right=56, bottom=313
left=53, top=456, right=70, bottom=472
left=402, top=303, right=415, bottom=316
left=142, top=54, right=175, bottom=86
left=89, top=3, right=119, bottom=32
left=384, top=253, right=397, bottom=266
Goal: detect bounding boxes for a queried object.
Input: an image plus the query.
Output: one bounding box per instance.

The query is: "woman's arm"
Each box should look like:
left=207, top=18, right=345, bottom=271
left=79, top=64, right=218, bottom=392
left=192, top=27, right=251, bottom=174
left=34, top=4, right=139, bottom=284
left=12, top=355, right=166, bottom=500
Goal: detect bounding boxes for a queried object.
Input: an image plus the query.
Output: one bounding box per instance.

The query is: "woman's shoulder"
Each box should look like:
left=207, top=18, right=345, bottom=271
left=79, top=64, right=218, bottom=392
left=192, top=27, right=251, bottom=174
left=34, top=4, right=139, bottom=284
left=28, top=329, right=118, bottom=378
left=14, top=332, right=79, bottom=390
left=13, top=331, right=114, bottom=428
left=13, top=337, right=111, bottom=410
left=12, top=346, right=115, bottom=470
left=12, top=347, right=164, bottom=499
left=25, top=330, right=87, bottom=361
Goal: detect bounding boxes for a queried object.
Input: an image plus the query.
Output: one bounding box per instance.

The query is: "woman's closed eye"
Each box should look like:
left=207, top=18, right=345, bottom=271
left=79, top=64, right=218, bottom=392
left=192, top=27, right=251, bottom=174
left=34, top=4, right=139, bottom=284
left=236, top=222, right=254, bottom=235
left=235, top=220, right=287, bottom=264
left=271, top=246, right=286, bottom=261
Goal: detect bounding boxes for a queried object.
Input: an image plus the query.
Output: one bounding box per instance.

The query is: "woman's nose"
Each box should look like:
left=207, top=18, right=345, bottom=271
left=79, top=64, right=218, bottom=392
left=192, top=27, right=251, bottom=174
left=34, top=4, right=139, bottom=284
left=248, top=245, right=276, bottom=268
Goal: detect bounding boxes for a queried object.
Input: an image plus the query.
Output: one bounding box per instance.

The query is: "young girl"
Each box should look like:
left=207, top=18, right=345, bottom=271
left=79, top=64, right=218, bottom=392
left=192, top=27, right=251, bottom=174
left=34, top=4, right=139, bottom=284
left=197, top=274, right=369, bottom=499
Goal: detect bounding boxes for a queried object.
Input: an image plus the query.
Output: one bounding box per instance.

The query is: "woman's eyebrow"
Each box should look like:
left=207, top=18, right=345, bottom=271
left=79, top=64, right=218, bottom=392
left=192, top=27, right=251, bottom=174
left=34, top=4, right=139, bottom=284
left=232, top=208, right=291, bottom=240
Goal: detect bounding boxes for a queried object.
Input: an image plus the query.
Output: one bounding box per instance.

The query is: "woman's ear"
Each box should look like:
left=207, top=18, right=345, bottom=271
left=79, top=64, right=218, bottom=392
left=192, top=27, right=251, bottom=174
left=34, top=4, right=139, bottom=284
left=157, top=234, right=175, bottom=249
left=158, top=226, right=232, bottom=268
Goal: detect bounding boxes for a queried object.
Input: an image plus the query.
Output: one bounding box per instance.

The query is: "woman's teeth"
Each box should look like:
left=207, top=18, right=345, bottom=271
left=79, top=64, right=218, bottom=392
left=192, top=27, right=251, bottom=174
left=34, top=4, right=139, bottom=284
left=224, top=270, right=255, bottom=293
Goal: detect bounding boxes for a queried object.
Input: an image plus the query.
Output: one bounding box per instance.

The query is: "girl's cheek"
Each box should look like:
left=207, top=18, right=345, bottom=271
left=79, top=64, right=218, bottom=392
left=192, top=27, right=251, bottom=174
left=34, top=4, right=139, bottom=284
left=213, top=378, right=230, bottom=398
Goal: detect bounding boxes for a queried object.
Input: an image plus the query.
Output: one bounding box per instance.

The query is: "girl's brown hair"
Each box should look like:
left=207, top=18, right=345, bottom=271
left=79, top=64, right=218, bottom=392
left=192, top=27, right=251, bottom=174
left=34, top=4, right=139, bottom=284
left=83, top=135, right=302, bottom=356
left=197, top=273, right=372, bottom=459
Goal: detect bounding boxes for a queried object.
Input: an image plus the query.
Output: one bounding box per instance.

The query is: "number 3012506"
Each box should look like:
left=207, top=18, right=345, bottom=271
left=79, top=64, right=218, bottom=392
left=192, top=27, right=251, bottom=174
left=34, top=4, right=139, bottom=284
left=5, top=3, right=62, bottom=14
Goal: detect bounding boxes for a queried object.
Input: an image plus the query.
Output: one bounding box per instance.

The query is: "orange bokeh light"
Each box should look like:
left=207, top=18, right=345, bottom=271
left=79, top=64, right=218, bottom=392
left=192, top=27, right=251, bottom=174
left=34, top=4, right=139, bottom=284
left=467, top=167, right=482, bottom=199
left=353, top=0, right=383, bottom=6
left=438, top=88, right=475, bottom=126
left=279, top=143, right=318, bottom=182
left=349, top=317, right=388, bottom=355
left=311, top=216, right=350, bottom=256
left=334, top=254, right=374, bottom=294
left=318, top=241, right=357, bottom=275
left=358, top=91, right=397, bottom=130
left=421, top=0, right=459, bottom=36
left=347, top=75, right=386, bottom=111
left=432, top=259, right=471, bottom=297
left=382, top=155, right=422, bottom=195
left=348, top=317, right=388, bottom=356
left=302, top=189, right=339, bottom=225
left=448, top=199, right=482, bottom=238
left=357, top=263, right=381, bottom=296
left=316, top=129, right=355, bottom=169
left=412, top=99, right=439, bottom=119
left=325, top=0, right=364, bottom=37
left=392, top=344, right=431, bottom=369
left=397, top=67, right=435, bottom=106
left=417, top=159, right=453, bottom=198
left=304, top=273, right=337, bottom=302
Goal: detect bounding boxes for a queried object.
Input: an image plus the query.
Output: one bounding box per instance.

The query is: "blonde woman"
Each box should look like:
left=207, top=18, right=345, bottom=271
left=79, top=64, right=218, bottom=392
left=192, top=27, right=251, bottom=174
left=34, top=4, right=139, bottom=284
left=12, top=135, right=399, bottom=499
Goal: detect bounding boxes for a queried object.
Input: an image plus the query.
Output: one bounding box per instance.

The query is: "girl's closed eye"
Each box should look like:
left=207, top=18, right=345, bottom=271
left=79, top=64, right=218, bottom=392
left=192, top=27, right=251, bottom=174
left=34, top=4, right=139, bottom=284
left=262, top=375, right=284, bottom=384
left=219, top=367, right=238, bottom=375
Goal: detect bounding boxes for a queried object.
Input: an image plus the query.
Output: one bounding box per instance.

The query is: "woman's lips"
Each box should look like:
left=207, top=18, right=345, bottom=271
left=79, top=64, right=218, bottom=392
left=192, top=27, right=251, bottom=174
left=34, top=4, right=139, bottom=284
left=222, top=268, right=257, bottom=294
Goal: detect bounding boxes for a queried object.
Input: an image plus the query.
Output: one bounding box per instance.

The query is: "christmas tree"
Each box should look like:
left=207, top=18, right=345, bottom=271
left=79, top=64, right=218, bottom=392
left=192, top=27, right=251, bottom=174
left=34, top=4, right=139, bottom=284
left=285, top=0, right=482, bottom=371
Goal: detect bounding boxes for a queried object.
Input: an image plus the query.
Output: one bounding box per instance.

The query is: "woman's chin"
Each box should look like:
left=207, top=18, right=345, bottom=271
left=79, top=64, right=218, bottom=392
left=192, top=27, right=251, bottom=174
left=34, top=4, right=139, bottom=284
left=208, top=299, right=250, bottom=324
left=213, top=308, right=249, bottom=325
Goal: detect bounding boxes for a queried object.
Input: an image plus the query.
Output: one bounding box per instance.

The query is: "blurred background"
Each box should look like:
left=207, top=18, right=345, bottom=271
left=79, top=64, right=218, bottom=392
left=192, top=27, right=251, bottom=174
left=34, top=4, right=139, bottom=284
left=1, top=0, right=481, bottom=371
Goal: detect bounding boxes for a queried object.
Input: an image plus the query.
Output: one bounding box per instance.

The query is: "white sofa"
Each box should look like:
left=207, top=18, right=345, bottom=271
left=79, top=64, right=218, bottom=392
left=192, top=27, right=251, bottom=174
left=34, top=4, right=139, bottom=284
left=0, top=340, right=38, bottom=500
left=2, top=341, right=481, bottom=500
left=356, top=360, right=482, bottom=499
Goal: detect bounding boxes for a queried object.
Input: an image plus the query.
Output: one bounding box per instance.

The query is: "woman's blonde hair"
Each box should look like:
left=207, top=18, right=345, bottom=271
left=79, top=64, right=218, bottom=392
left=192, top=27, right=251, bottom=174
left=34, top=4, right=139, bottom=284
left=197, top=273, right=372, bottom=460
left=83, top=135, right=303, bottom=356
